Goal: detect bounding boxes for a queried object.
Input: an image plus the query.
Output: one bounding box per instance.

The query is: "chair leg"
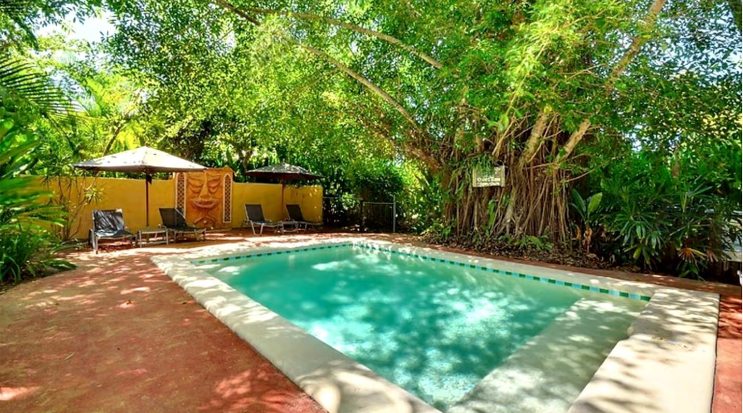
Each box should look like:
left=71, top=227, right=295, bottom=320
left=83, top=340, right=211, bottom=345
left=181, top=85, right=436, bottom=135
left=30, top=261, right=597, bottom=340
left=250, top=222, right=256, bottom=235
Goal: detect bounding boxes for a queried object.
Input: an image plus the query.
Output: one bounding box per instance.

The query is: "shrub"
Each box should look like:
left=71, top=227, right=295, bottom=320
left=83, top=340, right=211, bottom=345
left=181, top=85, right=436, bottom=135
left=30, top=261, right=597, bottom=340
left=0, top=111, right=74, bottom=284
left=594, top=150, right=741, bottom=279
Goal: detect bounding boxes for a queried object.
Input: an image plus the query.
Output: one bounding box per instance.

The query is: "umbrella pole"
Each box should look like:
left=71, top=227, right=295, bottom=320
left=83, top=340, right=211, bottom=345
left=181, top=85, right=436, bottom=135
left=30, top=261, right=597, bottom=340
left=145, top=174, right=150, bottom=228
left=281, top=181, right=285, bottom=220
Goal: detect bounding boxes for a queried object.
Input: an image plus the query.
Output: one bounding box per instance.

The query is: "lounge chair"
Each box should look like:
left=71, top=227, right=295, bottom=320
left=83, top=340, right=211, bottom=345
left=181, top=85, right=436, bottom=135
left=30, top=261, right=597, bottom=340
left=286, top=204, right=322, bottom=231
left=243, top=204, right=295, bottom=235
left=90, top=209, right=136, bottom=254
left=159, top=208, right=207, bottom=242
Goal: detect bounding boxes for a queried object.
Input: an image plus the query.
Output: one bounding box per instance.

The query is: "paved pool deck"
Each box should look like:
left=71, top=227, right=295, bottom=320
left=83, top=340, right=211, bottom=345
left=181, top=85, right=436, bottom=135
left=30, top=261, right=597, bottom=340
left=1, top=231, right=740, bottom=413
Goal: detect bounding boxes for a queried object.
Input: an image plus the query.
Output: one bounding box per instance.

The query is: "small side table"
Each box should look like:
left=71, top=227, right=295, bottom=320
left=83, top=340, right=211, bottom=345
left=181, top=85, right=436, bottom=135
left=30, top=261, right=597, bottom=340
left=137, top=227, right=169, bottom=247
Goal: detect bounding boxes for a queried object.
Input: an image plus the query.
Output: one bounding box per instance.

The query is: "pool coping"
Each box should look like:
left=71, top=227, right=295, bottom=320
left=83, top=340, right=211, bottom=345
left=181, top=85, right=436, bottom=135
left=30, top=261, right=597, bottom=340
left=151, top=237, right=720, bottom=413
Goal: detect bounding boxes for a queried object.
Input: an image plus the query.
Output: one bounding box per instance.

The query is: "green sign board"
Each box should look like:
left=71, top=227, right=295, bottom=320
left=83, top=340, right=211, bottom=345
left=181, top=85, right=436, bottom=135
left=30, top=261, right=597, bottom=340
left=472, top=166, right=506, bottom=187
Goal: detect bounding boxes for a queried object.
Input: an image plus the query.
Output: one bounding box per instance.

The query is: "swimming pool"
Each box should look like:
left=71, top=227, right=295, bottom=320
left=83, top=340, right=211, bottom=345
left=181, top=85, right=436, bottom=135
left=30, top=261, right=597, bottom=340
left=153, top=239, right=720, bottom=413
left=197, top=243, right=646, bottom=410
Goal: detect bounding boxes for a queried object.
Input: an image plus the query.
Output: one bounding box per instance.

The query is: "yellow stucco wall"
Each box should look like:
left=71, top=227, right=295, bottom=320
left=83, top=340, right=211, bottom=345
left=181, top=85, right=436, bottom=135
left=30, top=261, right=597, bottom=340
left=41, top=177, right=323, bottom=239
left=231, top=183, right=323, bottom=226
left=43, top=176, right=175, bottom=239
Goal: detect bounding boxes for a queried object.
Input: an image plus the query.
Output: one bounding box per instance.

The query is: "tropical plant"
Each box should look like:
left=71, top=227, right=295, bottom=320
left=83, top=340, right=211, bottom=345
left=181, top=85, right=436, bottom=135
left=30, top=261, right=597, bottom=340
left=511, top=235, right=554, bottom=252
left=596, top=147, right=741, bottom=278
left=0, top=58, right=73, bottom=116
left=3, top=0, right=741, bottom=281
left=0, top=110, right=74, bottom=283
left=0, top=21, right=80, bottom=283
left=668, top=182, right=740, bottom=278
left=570, top=189, right=603, bottom=253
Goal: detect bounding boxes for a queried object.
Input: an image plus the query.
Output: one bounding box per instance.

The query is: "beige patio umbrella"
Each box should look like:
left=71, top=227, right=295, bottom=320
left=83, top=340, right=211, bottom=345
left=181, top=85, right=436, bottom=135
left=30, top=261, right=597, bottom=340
left=73, top=146, right=207, bottom=227
left=245, top=163, right=323, bottom=219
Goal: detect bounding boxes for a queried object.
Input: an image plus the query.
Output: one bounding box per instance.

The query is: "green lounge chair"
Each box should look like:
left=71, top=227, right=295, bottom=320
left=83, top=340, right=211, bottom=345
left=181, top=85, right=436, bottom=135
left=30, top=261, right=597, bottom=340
left=90, top=209, right=136, bottom=254
left=159, top=208, right=206, bottom=242
left=243, top=204, right=294, bottom=235
left=286, top=204, right=322, bottom=231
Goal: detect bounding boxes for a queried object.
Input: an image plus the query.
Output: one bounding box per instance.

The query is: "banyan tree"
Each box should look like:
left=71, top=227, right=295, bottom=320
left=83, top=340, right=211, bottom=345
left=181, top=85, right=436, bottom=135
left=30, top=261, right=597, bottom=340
left=107, top=0, right=741, bottom=242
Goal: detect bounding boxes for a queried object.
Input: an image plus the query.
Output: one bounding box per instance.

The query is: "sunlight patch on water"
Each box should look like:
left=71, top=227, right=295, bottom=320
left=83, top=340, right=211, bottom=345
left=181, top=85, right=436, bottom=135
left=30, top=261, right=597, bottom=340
left=205, top=246, right=644, bottom=410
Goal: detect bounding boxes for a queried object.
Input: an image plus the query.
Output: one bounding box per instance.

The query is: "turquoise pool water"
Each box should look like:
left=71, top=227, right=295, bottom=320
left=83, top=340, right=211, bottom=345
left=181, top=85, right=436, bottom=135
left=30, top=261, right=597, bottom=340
left=201, top=245, right=646, bottom=410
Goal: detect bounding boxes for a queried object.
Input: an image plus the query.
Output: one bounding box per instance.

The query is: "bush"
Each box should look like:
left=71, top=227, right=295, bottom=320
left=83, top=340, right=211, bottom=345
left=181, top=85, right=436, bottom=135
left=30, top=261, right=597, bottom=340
left=592, top=149, right=741, bottom=279
left=0, top=111, right=74, bottom=284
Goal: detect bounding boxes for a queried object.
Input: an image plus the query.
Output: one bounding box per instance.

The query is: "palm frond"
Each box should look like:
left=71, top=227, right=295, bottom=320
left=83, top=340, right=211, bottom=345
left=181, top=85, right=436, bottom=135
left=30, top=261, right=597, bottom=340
left=0, top=58, right=75, bottom=115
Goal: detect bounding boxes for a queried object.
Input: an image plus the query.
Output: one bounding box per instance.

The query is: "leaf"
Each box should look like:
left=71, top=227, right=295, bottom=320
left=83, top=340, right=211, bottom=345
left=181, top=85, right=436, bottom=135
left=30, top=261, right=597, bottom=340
left=570, top=188, right=586, bottom=220
left=498, top=113, right=509, bottom=132
left=587, top=192, right=603, bottom=215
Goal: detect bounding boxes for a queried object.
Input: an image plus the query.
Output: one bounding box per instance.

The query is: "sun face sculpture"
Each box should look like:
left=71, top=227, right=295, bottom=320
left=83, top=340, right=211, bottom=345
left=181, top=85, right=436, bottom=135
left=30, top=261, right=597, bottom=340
left=184, top=168, right=231, bottom=228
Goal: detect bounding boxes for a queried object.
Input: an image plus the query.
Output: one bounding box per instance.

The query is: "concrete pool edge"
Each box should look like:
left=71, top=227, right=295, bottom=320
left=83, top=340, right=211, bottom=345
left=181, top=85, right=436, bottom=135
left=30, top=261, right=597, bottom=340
left=151, top=238, right=720, bottom=413
left=152, top=239, right=439, bottom=413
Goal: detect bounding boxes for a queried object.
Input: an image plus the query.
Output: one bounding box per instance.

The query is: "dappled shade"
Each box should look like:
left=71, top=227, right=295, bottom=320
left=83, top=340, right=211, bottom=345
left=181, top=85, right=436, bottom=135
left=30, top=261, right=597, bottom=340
left=205, top=245, right=646, bottom=410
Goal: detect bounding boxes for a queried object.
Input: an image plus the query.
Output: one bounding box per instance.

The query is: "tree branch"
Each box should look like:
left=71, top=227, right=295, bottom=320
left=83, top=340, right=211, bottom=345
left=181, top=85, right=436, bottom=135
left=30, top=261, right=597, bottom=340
left=554, top=0, right=668, bottom=165
left=213, top=0, right=423, bottom=131
left=606, top=0, right=667, bottom=86
left=519, top=109, right=549, bottom=166
left=354, top=106, right=442, bottom=172
left=245, top=7, right=443, bottom=69
left=298, top=42, right=423, bottom=133
left=212, top=0, right=437, bottom=169
left=212, top=0, right=261, bottom=25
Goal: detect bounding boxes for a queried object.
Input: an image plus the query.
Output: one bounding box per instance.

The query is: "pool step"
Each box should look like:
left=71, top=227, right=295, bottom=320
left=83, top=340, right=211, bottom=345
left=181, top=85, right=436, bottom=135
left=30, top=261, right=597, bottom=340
left=447, top=297, right=643, bottom=413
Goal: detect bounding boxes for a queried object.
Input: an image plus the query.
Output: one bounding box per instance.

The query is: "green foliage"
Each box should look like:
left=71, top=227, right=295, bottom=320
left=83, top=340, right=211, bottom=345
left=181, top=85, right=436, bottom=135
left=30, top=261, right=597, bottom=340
left=570, top=189, right=603, bottom=253
left=0, top=110, right=74, bottom=284
left=504, top=234, right=554, bottom=252
left=4, top=0, right=741, bottom=282
left=594, top=145, right=741, bottom=278
left=0, top=57, right=75, bottom=115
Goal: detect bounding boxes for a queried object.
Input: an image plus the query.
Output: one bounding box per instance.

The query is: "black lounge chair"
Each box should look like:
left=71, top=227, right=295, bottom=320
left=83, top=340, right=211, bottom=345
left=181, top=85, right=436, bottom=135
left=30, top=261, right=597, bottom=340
left=243, top=204, right=294, bottom=235
left=286, top=204, right=322, bottom=231
left=90, top=209, right=135, bottom=254
left=159, top=208, right=206, bottom=242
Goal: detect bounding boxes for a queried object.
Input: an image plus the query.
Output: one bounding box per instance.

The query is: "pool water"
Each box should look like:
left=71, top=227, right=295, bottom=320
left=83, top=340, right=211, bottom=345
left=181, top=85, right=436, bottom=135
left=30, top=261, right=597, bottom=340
left=202, top=245, right=646, bottom=410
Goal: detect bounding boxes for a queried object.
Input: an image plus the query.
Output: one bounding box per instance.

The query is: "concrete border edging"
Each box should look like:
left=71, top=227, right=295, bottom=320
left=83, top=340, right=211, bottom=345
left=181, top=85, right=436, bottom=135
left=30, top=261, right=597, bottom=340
left=152, top=241, right=439, bottom=413
left=152, top=237, right=720, bottom=413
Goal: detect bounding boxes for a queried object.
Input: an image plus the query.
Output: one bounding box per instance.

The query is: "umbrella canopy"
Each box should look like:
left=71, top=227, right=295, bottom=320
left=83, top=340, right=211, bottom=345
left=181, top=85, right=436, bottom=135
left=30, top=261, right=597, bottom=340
left=73, top=146, right=207, bottom=227
left=245, top=163, right=323, bottom=220
left=72, top=146, right=206, bottom=174
left=244, top=162, right=323, bottom=181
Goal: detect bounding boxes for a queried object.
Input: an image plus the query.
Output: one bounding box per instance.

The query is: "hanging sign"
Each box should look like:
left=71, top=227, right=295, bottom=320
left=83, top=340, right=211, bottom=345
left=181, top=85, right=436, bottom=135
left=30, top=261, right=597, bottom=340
left=472, top=166, right=506, bottom=187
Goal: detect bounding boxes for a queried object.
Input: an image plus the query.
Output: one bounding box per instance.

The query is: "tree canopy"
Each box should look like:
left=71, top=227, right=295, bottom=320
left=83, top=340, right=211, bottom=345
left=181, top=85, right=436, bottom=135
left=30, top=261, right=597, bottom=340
left=1, top=0, right=741, bottom=279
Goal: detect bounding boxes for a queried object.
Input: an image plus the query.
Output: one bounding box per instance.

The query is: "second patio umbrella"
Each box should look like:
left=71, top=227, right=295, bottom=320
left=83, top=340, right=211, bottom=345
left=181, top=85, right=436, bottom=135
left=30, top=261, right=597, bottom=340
left=245, top=163, right=323, bottom=219
left=73, top=146, right=207, bottom=227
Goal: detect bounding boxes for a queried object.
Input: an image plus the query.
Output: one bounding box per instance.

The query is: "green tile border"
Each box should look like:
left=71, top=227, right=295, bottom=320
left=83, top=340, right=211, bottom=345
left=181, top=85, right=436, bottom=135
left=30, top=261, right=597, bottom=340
left=193, top=241, right=652, bottom=302
left=190, top=243, right=351, bottom=265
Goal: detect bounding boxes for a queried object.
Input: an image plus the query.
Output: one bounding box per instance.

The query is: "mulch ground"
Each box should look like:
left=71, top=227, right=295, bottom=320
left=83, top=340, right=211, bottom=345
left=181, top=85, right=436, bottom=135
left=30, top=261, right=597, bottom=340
left=1, top=230, right=740, bottom=412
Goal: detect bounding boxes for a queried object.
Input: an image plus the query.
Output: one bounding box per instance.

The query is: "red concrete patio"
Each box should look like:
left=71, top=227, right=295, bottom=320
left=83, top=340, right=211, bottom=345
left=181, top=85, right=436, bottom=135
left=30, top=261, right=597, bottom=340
left=1, top=231, right=740, bottom=412
left=0, top=232, right=330, bottom=413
